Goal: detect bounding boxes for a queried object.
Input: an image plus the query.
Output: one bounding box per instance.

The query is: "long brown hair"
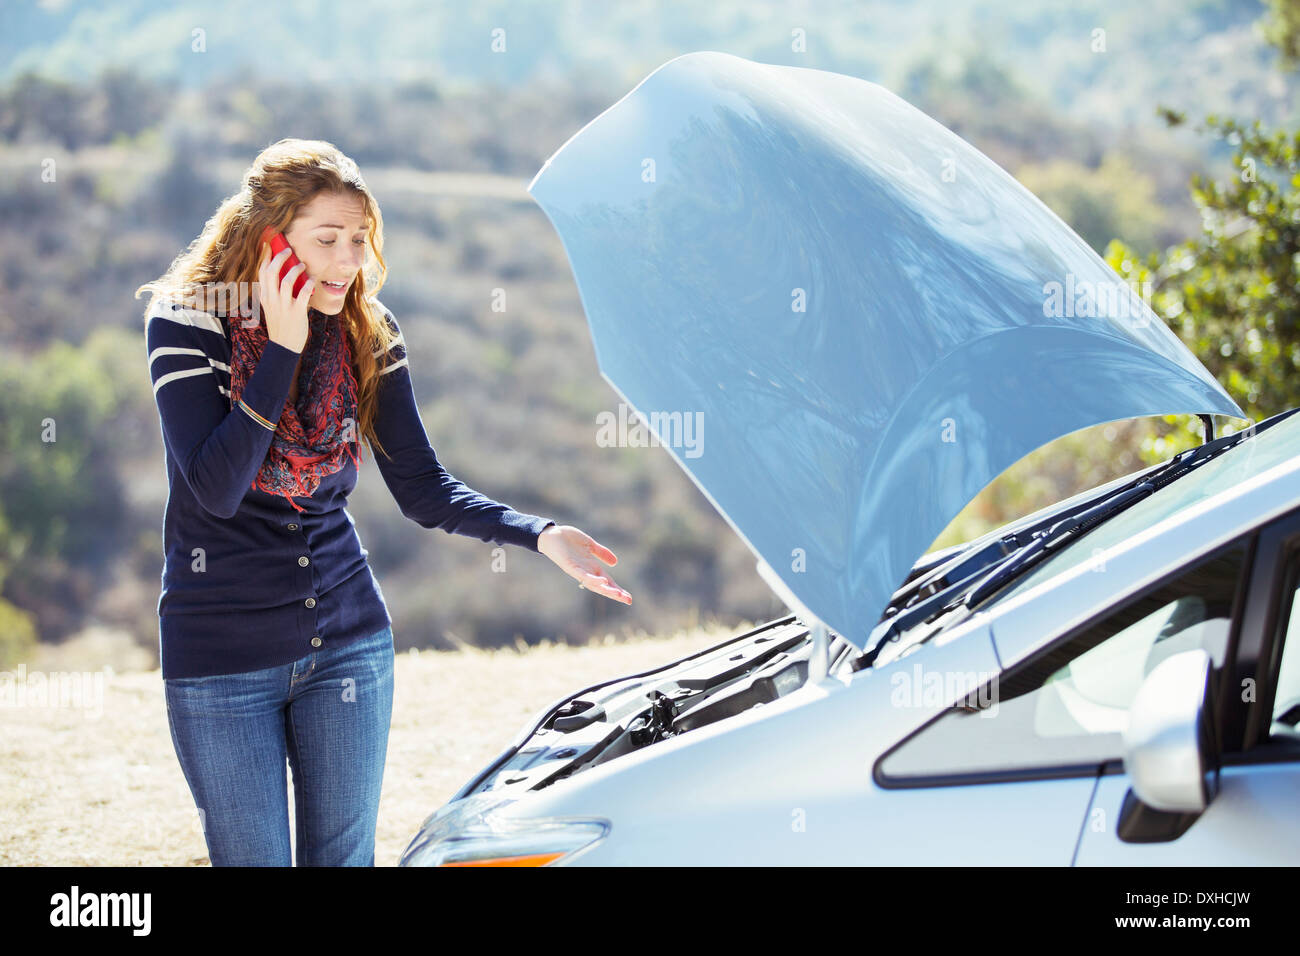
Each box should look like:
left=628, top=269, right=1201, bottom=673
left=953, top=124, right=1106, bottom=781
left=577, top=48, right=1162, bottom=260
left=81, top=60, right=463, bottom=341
left=134, top=137, right=400, bottom=458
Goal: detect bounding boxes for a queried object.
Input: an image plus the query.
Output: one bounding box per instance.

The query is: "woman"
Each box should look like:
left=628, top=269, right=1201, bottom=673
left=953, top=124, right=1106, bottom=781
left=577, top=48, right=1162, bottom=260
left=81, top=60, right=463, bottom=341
left=133, top=138, right=631, bottom=867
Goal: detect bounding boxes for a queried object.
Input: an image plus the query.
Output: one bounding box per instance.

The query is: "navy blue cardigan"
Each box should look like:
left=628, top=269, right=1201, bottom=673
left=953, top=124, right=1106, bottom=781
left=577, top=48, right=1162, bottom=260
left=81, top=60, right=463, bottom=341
left=144, top=297, right=555, bottom=679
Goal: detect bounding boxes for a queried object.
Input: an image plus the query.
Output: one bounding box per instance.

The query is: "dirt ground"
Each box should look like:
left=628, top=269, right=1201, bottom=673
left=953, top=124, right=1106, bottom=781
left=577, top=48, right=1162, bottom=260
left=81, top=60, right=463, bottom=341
left=0, top=622, right=745, bottom=866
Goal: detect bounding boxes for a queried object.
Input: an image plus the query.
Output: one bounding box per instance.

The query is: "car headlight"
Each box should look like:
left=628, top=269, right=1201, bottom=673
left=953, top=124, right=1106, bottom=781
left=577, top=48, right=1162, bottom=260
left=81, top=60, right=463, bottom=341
left=399, top=793, right=610, bottom=867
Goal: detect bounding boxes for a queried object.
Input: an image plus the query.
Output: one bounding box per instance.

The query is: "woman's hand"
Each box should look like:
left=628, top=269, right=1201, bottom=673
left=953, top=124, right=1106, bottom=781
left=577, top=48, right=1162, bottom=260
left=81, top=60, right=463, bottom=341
left=256, top=240, right=313, bottom=353
left=538, top=524, right=632, bottom=605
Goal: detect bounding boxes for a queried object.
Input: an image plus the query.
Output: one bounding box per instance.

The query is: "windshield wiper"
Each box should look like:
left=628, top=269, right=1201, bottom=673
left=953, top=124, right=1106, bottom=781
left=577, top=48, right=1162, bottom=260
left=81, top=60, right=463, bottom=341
left=878, top=478, right=1148, bottom=621
left=960, top=480, right=1156, bottom=607
left=853, top=410, right=1297, bottom=672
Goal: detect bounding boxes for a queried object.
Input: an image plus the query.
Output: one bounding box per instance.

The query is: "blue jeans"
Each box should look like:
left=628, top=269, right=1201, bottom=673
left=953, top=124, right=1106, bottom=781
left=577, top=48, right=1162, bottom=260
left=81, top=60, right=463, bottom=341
left=164, top=624, right=395, bottom=866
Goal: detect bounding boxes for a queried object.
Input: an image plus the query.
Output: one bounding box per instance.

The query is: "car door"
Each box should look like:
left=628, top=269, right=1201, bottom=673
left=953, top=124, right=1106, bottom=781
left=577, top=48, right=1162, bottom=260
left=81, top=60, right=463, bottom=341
left=875, top=539, right=1249, bottom=864
left=1075, top=508, right=1300, bottom=864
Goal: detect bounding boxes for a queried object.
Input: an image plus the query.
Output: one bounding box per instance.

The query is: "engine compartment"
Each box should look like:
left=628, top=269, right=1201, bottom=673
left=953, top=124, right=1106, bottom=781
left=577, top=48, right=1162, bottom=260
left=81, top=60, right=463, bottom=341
left=467, top=615, right=840, bottom=795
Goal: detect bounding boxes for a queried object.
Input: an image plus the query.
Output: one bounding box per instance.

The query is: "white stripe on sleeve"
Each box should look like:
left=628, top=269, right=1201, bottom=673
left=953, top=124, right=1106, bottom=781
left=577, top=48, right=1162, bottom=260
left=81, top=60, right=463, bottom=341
left=145, top=300, right=225, bottom=337
left=373, top=334, right=405, bottom=358
left=152, top=366, right=214, bottom=395
left=148, top=346, right=230, bottom=375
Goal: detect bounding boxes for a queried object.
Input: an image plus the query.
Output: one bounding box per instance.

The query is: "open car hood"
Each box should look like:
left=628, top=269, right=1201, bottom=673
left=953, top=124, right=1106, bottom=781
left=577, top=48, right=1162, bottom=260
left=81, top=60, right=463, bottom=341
left=526, top=51, right=1243, bottom=651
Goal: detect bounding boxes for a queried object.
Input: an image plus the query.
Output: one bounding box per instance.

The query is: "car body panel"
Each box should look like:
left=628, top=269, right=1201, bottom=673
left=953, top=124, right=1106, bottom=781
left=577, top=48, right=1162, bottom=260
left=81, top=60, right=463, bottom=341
left=485, top=624, right=1089, bottom=864
left=1076, top=765, right=1300, bottom=864
left=527, top=50, right=1242, bottom=650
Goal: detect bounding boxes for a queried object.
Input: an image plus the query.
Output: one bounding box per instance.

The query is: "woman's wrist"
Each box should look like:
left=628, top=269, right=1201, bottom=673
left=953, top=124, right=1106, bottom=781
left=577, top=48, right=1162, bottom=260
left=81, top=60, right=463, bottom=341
left=537, top=521, right=558, bottom=551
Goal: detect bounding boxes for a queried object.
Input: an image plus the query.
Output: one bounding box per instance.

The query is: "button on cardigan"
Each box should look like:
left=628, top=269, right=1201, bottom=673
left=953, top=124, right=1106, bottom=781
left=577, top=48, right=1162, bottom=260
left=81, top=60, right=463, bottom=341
left=145, top=297, right=556, bottom=679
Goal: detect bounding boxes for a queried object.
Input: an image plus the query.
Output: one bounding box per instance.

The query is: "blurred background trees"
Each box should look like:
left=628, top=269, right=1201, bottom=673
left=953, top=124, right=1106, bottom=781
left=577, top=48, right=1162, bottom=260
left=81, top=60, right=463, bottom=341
left=1109, top=113, right=1300, bottom=424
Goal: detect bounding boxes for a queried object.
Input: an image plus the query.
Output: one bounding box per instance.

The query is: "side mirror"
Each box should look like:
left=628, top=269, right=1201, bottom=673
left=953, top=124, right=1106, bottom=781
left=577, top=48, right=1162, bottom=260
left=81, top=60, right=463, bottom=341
left=1121, top=649, right=1219, bottom=814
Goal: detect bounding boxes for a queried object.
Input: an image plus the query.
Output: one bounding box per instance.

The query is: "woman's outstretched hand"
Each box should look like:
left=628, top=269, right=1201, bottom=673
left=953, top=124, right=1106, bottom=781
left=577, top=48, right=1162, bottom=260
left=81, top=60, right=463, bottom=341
left=537, top=524, right=632, bottom=605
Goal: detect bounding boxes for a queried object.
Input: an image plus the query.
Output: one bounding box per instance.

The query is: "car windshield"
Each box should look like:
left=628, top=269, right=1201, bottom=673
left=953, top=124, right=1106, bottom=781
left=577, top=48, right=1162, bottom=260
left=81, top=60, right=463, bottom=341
left=982, top=412, right=1300, bottom=608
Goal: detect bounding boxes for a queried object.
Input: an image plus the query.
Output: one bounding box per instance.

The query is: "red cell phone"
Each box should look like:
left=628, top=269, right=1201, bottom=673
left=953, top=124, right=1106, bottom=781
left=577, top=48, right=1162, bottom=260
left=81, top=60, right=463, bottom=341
left=261, top=226, right=309, bottom=298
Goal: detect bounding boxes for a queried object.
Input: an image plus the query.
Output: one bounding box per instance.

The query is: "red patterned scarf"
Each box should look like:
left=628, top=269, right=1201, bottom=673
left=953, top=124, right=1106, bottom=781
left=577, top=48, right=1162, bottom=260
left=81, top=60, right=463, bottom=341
left=227, top=307, right=362, bottom=512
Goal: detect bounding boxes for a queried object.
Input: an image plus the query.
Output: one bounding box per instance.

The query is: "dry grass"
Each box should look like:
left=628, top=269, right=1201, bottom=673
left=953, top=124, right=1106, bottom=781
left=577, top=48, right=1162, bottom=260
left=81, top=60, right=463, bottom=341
left=0, top=621, right=749, bottom=866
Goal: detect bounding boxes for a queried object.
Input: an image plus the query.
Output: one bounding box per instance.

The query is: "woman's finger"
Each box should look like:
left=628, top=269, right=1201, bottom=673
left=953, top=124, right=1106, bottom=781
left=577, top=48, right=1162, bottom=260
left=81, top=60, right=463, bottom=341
left=580, top=568, right=630, bottom=602
left=262, top=247, right=288, bottom=290
left=577, top=569, right=613, bottom=592
left=590, top=540, right=618, bottom=566
left=266, top=246, right=290, bottom=277
left=279, top=260, right=305, bottom=297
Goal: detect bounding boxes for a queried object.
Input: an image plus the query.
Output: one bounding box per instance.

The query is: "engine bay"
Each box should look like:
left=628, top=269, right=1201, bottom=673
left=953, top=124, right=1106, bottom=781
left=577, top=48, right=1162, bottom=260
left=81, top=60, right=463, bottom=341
left=464, top=615, right=847, bottom=796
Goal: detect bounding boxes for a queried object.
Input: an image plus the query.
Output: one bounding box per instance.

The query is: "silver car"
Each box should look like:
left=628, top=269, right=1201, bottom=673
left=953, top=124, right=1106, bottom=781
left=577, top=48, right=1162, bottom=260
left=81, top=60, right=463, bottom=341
left=401, top=52, right=1299, bottom=865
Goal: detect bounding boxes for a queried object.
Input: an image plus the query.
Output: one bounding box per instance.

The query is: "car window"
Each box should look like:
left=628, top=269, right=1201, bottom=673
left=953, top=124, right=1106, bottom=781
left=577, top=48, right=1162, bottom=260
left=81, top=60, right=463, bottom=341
left=1271, top=579, right=1300, bottom=739
left=878, top=545, right=1244, bottom=784
left=985, top=413, right=1300, bottom=609
left=1036, top=595, right=1227, bottom=736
